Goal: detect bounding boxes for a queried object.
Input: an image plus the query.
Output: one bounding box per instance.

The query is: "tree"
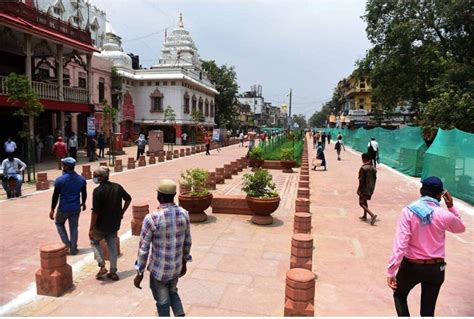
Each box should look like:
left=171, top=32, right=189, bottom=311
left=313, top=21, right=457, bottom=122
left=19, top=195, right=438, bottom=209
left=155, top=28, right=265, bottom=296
left=308, top=105, right=330, bottom=128
left=164, top=106, right=177, bottom=147
left=356, top=0, right=473, bottom=132
left=308, top=86, right=344, bottom=128
left=5, top=73, right=44, bottom=181
left=201, top=60, right=239, bottom=128
left=190, top=110, right=204, bottom=144
left=101, top=99, right=118, bottom=137
left=292, top=114, right=307, bottom=129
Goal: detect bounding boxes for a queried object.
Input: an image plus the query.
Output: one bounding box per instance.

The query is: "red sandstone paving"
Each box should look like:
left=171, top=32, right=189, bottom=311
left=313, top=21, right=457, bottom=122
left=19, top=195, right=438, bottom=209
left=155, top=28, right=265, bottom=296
left=308, top=137, right=474, bottom=316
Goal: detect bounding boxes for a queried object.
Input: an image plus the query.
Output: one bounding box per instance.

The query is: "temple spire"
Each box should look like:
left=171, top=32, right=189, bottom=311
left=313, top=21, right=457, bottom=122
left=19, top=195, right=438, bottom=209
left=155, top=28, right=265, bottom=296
left=179, top=12, right=184, bottom=28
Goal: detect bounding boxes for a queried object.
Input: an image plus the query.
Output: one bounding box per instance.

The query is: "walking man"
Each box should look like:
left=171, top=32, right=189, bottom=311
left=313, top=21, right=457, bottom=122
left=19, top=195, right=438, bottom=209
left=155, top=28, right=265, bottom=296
left=357, top=153, right=377, bottom=225
left=368, top=137, right=379, bottom=168
left=68, top=132, right=78, bottom=161
left=52, top=137, right=68, bottom=170
left=204, top=133, right=211, bottom=155
left=321, top=132, right=327, bottom=149
left=181, top=132, right=188, bottom=145
left=89, top=167, right=132, bottom=281
left=334, top=136, right=345, bottom=160
left=134, top=179, right=192, bottom=317
left=97, top=132, right=106, bottom=158
left=136, top=134, right=147, bottom=161
left=387, top=176, right=465, bottom=316
left=49, top=157, right=87, bottom=255
left=239, top=131, right=244, bottom=147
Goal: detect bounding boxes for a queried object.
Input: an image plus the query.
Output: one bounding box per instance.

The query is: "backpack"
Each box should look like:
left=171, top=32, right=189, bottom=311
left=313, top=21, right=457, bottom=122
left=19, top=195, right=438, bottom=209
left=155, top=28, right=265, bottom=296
left=335, top=141, right=341, bottom=150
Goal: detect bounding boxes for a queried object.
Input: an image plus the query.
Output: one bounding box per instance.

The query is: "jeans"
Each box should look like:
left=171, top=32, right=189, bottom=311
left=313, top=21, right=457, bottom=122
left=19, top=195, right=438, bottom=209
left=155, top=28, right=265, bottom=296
left=69, top=147, right=77, bottom=160
left=136, top=147, right=145, bottom=160
left=2, top=174, right=22, bottom=197
left=150, top=276, right=185, bottom=317
left=55, top=210, right=80, bottom=251
left=90, top=229, right=118, bottom=273
left=205, top=144, right=210, bottom=155
left=98, top=147, right=105, bottom=158
left=393, top=258, right=446, bottom=316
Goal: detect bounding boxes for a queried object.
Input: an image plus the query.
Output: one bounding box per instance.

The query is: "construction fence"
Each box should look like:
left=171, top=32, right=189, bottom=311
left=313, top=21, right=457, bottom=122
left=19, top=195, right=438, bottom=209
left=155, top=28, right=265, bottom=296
left=311, top=126, right=474, bottom=205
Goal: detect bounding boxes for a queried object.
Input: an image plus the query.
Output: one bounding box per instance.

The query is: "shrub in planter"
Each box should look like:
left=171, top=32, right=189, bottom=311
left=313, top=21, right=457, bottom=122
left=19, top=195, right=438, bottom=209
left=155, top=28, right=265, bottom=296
left=248, top=146, right=264, bottom=169
left=178, top=168, right=212, bottom=222
left=242, top=168, right=280, bottom=225
left=280, top=148, right=296, bottom=173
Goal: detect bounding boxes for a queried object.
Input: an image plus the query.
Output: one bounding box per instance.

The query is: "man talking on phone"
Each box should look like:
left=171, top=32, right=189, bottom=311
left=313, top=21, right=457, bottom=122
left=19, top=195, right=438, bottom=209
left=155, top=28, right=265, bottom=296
left=386, top=176, right=465, bottom=316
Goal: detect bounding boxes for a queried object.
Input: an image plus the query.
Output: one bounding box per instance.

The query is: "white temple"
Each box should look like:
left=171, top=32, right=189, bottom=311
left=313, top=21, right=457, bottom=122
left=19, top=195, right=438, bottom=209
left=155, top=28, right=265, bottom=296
left=99, top=14, right=218, bottom=144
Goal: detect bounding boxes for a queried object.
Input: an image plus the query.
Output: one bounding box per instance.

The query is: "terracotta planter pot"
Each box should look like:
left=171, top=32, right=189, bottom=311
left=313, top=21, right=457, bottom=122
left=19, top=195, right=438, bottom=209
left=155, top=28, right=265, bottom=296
left=178, top=192, right=213, bottom=223
left=280, top=160, right=297, bottom=173
left=246, top=196, right=280, bottom=225
left=249, top=159, right=264, bottom=170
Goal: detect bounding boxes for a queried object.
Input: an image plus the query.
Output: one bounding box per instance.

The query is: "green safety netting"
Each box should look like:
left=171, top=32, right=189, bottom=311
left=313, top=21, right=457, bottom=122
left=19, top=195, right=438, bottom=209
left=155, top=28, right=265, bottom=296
left=422, top=128, right=474, bottom=204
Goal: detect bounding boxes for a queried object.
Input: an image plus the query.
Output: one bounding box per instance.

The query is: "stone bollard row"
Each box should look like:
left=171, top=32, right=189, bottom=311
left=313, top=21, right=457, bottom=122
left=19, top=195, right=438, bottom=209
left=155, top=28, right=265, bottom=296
left=127, top=157, right=135, bottom=169
left=290, top=233, right=313, bottom=270
left=300, top=175, right=309, bottom=182
left=215, top=168, right=225, bottom=184
left=294, top=213, right=312, bottom=234
left=241, top=157, right=248, bottom=168
left=149, top=154, right=156, bottom=164
left=230, top=161, right=239, bottom=175
left=180, top=149, right=185, bottom=157
left=223, top=164, right=232, bottom=179
left=191, top=147, right=196, bottom=154
left=138, top=155, right=146, bottom=167
left=99, top=237, right=121, bottom=260
left=165, top=151, right=172, bottom=160
left=35, top=243, right=73, bottom=297
left=131, top=203, right=149, bottom=236
left=299, top=180, right=309, bottom=189
left=297, top=188, right=310, bottom=199
left=207, top=172, right=216, bottom=190
left=114, top=159, right=123, bottom=172
left=36, top=172, right=49, bottom=191
left=284, top=268, right=315, bottom=316
left=81, top=165, right=92, bottom=180
left=186, top=148, right=191, bottom=156
left=174, top=150, right=179, bottom=158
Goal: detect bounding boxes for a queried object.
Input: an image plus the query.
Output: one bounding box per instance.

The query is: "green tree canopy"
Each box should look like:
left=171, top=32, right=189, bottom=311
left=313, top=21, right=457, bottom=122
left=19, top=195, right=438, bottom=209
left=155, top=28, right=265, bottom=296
left=292, top=114, right=307, bottom=129
left=356, top=0, right=474, bottom=132
left=201, top=60, right=239, bottom=128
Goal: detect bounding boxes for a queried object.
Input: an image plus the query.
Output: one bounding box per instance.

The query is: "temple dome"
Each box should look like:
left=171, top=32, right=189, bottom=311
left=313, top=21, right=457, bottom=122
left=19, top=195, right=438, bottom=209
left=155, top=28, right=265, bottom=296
left=98, top=22, right=132, bottom=69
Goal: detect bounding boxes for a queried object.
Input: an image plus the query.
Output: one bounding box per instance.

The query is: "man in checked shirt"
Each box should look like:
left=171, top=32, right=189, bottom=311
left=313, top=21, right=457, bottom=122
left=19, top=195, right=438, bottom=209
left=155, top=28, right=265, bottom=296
left=134, top=179, right=192, bottom=317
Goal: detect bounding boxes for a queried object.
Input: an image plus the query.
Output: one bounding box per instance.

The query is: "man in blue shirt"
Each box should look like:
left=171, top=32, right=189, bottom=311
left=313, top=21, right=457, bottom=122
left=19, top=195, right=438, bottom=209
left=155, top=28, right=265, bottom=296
left=49, top=157, right=87, bottom=255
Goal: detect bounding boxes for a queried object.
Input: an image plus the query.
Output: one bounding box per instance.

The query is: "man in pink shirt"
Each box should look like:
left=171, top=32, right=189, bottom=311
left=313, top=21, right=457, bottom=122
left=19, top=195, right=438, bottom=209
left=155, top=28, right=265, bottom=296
left=387, top=176, right=465, bottom=316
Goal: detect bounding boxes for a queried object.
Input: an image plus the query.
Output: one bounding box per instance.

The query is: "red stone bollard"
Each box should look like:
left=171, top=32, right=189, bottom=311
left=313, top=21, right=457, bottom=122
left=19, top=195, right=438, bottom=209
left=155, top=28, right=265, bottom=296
left=166, top=151, right=173, bottom=160
left=230, top=161, right=239, bottom=175
left=99, top=237, right=121, bottom=260
left=127, top=157, right=135, bottom=169
left=300, top=175, right=309, bottom=182
left=207, top=172, right=216, bottom=190
left=186, top=148, right=191, bottom=156
left=114, top=159, right=123, bottom=172
left=131, top=203, right=149, bottom=236
left=215, top=168, right=225, bottom=184
left=99, top=161, right=108, bottom=167
left=223, top=164, right=233, bottom=179
left=291, top=233, right=313, bottom=270
left=81, top=165, right=92, bottom=180
left=298, top=180, right=309, bottom=189
left=236, top=159, right=243, bottom=172
left=158, top=154, right=165, bottom=162
left=241, top=157, right=249, bottom=168
left=297, top=188, right=310, bottom=199
left=294, top=213, right=312, bottom=234
left=180, top=149, right=185, bottom=157
left=295, top=198, right=310, bottom=213
left=149, top=154, right=156, bottom=164
left=284, top=268, right=316, bottom=316
left=35, top=243, right=73, bottom=297
left=191, top=147, right=196, bottom=154
left=36, top=173, right=49, bottom=191
left=138, top=155, right=146, bottom=167
left=173, top=149, right=179, bottom=158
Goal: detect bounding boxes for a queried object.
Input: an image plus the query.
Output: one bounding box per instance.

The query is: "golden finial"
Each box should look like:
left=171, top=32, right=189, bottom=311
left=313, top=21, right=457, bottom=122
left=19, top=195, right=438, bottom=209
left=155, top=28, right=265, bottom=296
left=179, top=12, right=184, bottom=28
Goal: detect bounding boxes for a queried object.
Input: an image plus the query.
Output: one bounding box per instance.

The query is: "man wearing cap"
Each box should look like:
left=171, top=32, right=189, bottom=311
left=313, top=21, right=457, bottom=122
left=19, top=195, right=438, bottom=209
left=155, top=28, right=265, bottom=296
left=49, top=157, right=87, bottom=255
left=387, top=176, right=465, bottom=316
left=134, top=179, right=192, bottom=317
left=89, top=166, right=132, bottom=281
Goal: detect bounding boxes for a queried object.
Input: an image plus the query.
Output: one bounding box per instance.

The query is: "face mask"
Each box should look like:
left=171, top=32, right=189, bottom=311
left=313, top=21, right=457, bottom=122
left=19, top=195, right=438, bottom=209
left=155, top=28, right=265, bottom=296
left=93, top=177, right=100, bottom=184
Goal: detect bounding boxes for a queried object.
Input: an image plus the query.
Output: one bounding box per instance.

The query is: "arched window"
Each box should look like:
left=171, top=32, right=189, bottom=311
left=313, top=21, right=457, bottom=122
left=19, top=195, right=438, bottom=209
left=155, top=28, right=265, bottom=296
left=184, top=92, right=190, bottom=114
left=150, top=89, right=163, bottom=112
left=210, top=101, right=215, bottom=117
left=192, top=94, right=197, bottom=113
left=198, top=97, right=203, bottom=114
left=205, top=98, right=209, bottom=117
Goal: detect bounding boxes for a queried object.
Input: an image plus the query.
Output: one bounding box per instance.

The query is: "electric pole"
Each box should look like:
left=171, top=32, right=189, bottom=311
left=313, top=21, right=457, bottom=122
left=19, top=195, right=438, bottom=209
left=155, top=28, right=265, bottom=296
left=288, top=88, right=292, bottom=128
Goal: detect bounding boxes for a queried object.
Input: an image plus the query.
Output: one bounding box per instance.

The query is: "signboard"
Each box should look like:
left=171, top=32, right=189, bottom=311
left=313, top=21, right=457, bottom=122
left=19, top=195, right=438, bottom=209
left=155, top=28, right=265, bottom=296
left=87, top=117, right=96, bottom=136
left=212, top=129, right=220, bottom=141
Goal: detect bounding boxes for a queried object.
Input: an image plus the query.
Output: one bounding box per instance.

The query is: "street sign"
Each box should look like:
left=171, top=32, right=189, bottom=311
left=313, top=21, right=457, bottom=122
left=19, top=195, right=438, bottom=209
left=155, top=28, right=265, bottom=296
left=212, top=129, right=220, bottom=141
left=87, top=117, right=96, bottom=136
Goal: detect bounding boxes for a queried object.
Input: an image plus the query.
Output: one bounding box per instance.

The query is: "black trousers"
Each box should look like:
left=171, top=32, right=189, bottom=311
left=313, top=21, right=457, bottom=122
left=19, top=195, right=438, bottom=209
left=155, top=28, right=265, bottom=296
left=136, top=147, right=145, bottom=160
left=69, top=147, right=77, bottom=160
left=205, top=144, right=210, bottom=155
left=393, top=258, right=446, bottom=317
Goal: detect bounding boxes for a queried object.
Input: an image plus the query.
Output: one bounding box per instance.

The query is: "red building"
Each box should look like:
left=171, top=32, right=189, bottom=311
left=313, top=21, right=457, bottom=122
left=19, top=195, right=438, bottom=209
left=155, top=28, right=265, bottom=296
left=0, top=0, right=98, bottom=156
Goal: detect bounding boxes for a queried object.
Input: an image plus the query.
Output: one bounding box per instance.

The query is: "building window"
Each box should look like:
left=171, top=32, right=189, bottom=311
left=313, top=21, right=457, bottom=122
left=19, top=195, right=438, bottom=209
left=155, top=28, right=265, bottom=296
left=205, top=99, right=209, bottom=117
left=198, top=97, right=203, bottom=114
left=78, top=73, right=86, bottom=88
left=171, top=81, right=176, bottom=86
left=54, top=7, right=61, bottom=14
left=140, top=82, right=144, bottom=86
left=184, top=92, right=190, bottom=114
left=150, top=89, right=164, bottom=112
left=192, top=95, right=197, bottom=113
left=359, top=77, right=366, bottom=89
left=148, top=82, right=152, bottom=86
left=163, top=81, right=168, bottom=86
left=99, top=77, right=105, bottom=102
left=210, top=101, right=214, bottom=117
left=155, top=81, right=159, bottom=86
left=90, top=24, right=96, bottom=31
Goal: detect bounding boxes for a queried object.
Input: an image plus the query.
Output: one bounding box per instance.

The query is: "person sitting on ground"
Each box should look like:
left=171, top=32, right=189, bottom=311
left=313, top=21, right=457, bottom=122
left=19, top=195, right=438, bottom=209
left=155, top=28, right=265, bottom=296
left=89, top=166, right=132, bottom=281
left=357, top=153, right=377, bottom=225
left=1, top=152, right=26, bottom=198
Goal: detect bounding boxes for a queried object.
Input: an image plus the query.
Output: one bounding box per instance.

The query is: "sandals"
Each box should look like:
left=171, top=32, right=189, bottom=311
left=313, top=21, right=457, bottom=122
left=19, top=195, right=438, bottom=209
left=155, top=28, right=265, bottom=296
left=107, top=272, right=120, bottom=281
left=96, top=267, right=108, bottom=279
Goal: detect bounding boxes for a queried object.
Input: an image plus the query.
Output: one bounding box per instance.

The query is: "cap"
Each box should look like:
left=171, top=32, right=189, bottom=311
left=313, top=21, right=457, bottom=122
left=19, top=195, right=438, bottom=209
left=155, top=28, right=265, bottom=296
left=421, top=176, right=443, bottom=194
left=61, top=157, right=76, bottom=167
left=157, top=179, right=177, bottom=194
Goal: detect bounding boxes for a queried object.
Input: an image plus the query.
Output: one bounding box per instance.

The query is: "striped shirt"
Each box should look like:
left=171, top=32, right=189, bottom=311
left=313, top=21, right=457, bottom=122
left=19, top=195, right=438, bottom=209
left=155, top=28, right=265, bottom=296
left=135, top=203, right=192, bottom=281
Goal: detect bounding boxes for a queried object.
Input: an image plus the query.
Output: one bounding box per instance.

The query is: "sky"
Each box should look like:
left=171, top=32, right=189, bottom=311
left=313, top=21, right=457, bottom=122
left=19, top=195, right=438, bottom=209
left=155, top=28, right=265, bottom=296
left=91, top=0, right=371, bottom=118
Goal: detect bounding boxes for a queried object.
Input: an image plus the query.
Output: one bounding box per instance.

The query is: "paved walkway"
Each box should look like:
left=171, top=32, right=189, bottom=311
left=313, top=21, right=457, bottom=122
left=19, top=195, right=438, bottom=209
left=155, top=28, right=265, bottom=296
left=308, top=139, right=474, bottom=316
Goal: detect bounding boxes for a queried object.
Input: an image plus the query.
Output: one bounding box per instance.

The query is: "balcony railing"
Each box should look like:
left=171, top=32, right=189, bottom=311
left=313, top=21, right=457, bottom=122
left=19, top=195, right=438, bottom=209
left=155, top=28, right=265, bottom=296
left=0, top=0, right=92, bottom=45
left=0, top=75, right=88, bottom=103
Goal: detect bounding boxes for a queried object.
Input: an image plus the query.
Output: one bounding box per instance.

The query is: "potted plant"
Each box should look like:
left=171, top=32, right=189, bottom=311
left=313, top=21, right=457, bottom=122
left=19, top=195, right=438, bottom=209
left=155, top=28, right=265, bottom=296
left=280, top=148, right=296, bottom=173
left=248, top=146, right=264, bottom=169
left=241, top=168, right=280, bottom=225
left=178, top=168, right=213, bottom=222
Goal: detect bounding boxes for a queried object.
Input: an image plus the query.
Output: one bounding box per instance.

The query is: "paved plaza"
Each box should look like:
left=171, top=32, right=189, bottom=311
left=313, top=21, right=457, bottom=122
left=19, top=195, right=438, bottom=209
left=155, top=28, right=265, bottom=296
left=0, top=138, right=473, bottom=316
